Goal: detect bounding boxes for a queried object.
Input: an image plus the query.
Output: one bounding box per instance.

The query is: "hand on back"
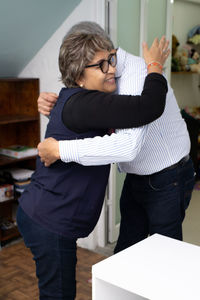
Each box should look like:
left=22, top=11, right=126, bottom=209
left=38, top=92, right=58, bottom=116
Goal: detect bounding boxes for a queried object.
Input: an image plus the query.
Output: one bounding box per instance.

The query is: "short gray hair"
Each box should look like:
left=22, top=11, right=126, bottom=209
left=59, top=31, right=114, bottom=88
left=64, top=21, right=114, bottom=48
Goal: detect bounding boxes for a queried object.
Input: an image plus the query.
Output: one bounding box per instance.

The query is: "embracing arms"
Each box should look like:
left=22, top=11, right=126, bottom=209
left=37, top=37, right=170, bottom=166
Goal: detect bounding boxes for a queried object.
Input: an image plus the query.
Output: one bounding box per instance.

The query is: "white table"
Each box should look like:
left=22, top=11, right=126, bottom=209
left=92, top=234, right=200, bottom=300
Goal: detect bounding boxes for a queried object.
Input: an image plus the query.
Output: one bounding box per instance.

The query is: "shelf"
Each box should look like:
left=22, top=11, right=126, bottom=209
left=171, top=71, right=200, bottom=74
left=0, top=225, right=20, bottom=242
left=0, top=77, right=39, bottom=82
left=0, top=77, right=39, bottom=245
left=0, top=198, right=16, bottom=205
left=0, top=115, right=39, bottom=125
left=0, top=155, right=37, bottom=167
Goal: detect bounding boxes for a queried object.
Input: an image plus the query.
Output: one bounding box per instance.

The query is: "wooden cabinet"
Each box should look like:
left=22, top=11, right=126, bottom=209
left=0, top=78, right=40, bottom=247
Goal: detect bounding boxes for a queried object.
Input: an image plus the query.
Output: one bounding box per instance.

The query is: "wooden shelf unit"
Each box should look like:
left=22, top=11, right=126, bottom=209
left=0, top=78, right=40, bottom=247
left=171, top=71, right=200, bottom=74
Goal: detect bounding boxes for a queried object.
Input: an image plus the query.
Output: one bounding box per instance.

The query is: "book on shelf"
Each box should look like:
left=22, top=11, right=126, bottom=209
left=0, top=145, right=38, bottom=159
left=14, top=179, right=31, bottom=194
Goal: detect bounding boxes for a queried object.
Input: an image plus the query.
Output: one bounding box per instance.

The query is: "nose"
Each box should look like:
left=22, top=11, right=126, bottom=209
left=108, top=63, right=116, bottom=73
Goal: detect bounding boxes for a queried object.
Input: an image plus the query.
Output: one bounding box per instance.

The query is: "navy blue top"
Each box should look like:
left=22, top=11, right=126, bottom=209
left=19, top=88, right=110, bottom=239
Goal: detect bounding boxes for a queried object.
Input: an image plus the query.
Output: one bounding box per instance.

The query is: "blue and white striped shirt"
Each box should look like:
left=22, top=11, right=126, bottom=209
left=59, top=48, right=190, bottom=175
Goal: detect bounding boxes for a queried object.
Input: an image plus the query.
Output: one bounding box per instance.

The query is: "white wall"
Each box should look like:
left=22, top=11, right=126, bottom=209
left=19, top=0, right=106, bottom=251
left=19, top=0, right=105, bottom=141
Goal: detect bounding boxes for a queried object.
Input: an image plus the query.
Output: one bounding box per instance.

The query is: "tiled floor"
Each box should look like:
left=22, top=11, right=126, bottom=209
left=0, top=241, right=106, bottom=300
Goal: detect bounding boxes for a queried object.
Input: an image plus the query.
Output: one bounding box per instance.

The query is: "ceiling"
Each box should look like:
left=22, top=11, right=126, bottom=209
left=0, top=0, right=81, bottom=77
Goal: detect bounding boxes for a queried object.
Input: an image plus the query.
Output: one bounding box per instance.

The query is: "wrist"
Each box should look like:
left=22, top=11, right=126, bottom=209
left=56, top=141, right=61, bottom=159
left=147, top=66, right=163, bottom=74
left=147, top=61, right=163, bottom=74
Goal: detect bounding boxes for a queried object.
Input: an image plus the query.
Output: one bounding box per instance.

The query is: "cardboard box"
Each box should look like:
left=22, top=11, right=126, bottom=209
left=0, top=184, right=14, bottom=202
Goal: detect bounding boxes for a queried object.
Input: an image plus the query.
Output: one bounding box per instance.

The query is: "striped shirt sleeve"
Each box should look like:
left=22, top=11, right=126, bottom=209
left=59, top=126, right=147, bottom=166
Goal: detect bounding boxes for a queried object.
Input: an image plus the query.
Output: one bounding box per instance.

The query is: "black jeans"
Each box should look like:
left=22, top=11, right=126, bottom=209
left=17, top=206, right=77, bottom=300
left=114, top=157, right=195, bottom=253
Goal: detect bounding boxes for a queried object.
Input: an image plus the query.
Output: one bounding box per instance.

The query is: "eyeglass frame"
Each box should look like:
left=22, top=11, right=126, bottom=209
left=85, top=52, right=117, bottom=74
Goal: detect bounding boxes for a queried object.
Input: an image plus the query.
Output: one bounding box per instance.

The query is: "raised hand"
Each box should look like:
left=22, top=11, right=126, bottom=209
left=143, top=36, right=170, bottom=74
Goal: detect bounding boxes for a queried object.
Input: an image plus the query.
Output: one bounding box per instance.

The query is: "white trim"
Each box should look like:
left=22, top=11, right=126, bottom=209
left=165, top=0, right=174, bottom=81
left=108, top=164, right=120, bottom=243
left=139, top=0, right=148, bottom=56
left=97, top=201, right=107, bottom=247
left=105, top=0, right=118, bottom=47
left=93, top=0, right=106, bottom=29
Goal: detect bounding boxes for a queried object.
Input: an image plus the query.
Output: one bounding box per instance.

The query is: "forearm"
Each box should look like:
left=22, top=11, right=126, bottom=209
left=59, top=126, right=147, bottom=166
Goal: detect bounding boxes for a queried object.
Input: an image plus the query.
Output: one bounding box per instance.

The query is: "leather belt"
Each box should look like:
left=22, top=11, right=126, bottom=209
left=128, top=155, right=190, bottom=177
left=162, top=154, right=190, bottom=172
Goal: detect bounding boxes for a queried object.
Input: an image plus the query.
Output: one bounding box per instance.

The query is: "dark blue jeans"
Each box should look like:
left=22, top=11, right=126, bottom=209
left=16, top=206, right=77, bottom=300
left=114, top=157, right=195, bottom=253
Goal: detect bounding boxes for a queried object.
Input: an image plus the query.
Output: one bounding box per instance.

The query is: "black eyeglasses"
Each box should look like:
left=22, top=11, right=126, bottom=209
left=85, top=53, right=117, bottom=74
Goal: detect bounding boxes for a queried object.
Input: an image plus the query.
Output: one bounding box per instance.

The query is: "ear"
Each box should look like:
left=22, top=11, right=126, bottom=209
left=76, top=76, right=85, bottom=88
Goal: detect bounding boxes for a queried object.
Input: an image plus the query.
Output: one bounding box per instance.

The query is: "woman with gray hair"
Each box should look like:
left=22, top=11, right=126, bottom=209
left=17, top=27, right=169, bottom=299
